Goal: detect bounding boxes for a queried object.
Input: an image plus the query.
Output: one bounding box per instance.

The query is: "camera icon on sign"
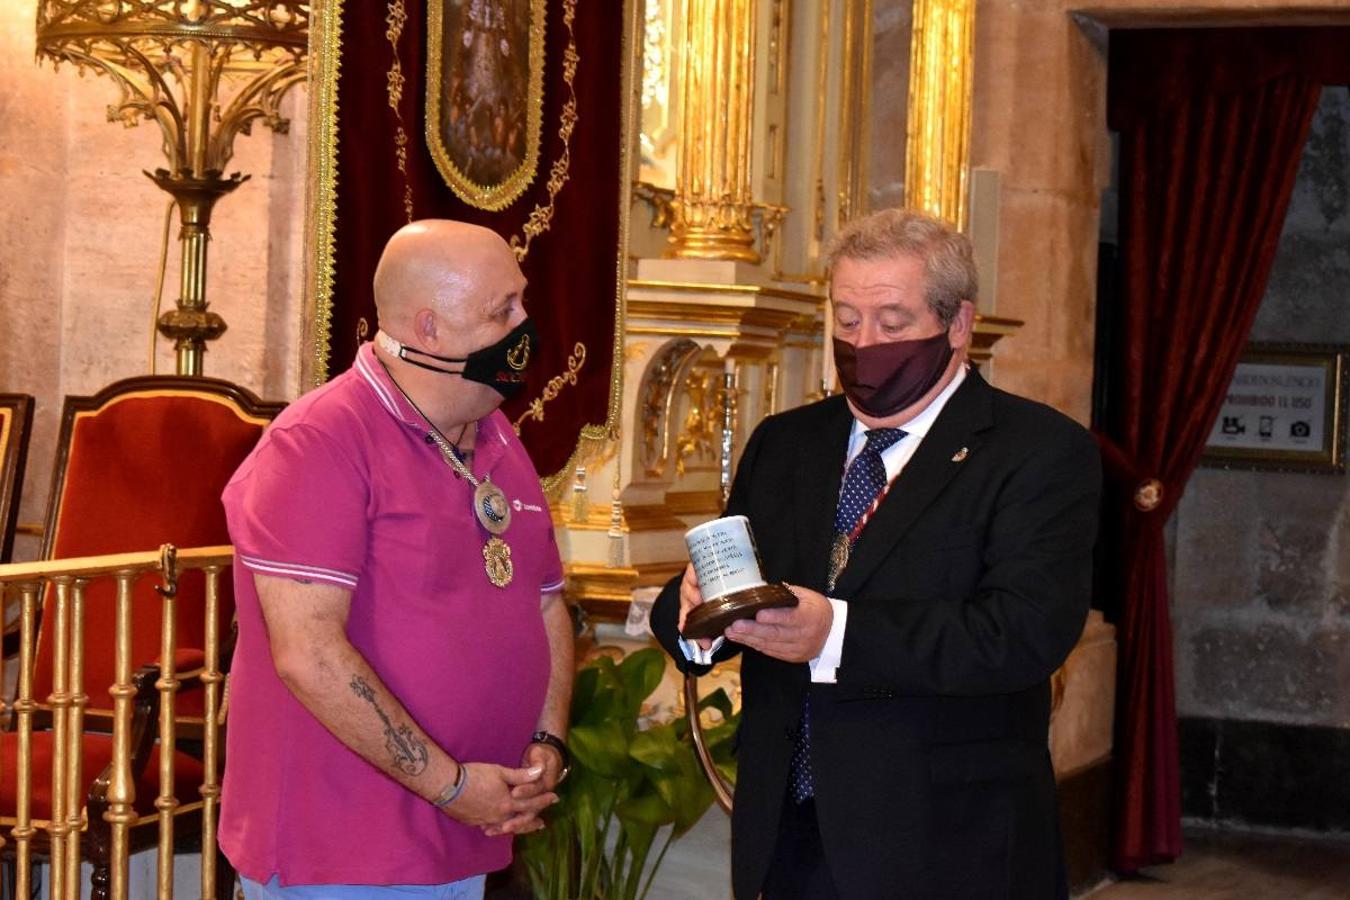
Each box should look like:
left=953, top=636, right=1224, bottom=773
left=1290, top=421, right=1311, bottom=439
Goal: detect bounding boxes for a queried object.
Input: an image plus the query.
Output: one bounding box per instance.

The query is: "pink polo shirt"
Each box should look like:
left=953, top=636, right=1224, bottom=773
left=219, top=343, right=563, bottom=886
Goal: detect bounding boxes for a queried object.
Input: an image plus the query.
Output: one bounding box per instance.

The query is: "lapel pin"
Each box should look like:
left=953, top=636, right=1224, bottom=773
left=951, top=447, right=970, bottom=463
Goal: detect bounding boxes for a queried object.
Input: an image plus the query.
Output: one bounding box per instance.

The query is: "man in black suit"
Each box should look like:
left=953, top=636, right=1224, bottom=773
left=651, top=208, right=1101, bottom=899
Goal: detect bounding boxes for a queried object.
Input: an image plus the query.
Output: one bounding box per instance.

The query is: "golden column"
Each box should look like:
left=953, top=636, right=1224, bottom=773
left=666, top=0, right=759, bottom=262
left=905, top=0, right=976, bottom=230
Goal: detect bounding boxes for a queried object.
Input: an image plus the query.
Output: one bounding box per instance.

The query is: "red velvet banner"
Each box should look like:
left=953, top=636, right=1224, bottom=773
left=309, top=0, right=632, bottom=486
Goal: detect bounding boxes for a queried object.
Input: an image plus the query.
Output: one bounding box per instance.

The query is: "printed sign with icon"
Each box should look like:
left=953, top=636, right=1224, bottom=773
left=1202, top=343, right=1347, bottom=474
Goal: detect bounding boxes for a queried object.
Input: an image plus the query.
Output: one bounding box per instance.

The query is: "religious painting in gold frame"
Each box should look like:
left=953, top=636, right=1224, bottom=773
left=426, top=0, right=546, bottom=210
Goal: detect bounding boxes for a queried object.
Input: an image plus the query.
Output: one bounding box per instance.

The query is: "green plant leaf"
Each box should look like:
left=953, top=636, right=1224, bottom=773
left=573, top=657, right=629, bottom=727
left=629, top=725, right=682, bottom=773
left=647, top=748, right=716, bottom=835
left=704, top=717, right=741, bottom=765
left=570, top=720, right=631, bottom=778
left=540, top=645, right=732, bottom=898
left=697, top=686, right=734, bottom=721
left=570, top=665, right=601, bottom=719
left=617, top=648, right=666, bottom=713
left=619, top=818, right=661, bottom=900
left=616, top=790, right=675, bottom=827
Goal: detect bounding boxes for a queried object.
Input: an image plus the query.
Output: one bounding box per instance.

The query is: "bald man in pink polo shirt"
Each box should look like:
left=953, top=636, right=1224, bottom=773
left=220, top=221, right=573, bottom=899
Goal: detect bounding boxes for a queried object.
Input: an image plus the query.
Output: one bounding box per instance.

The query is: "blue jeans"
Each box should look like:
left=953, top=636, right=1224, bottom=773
left=241, top=873, right=486, bottom=900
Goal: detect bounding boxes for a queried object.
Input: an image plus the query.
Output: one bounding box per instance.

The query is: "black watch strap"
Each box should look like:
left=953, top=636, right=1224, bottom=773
left=529, top=730, right=571, bottom=774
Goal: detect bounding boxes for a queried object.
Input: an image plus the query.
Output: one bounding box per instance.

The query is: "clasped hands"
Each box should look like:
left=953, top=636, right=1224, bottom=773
left=441, top=740, right=566, bottom=837
left=677, top=563, right=833, bottom=663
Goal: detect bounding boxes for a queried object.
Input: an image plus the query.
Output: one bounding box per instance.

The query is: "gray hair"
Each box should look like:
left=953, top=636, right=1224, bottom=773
left=826, top=208, right=978, bottom=326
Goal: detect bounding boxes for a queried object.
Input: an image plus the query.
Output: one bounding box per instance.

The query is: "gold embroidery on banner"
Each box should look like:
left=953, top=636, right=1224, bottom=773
left=306, top=0, right=346, bottom=387
left=385, top=0, right=406, bottom=121
left=387, top=0, right=413, bottom=223
left=386, top=63, right=406, bottom=110
left=385, top=1, right=407, bottom=42
left=394, top=129, right=409, bottom=177
left=534, top=0, right=635, bottom=497
left=425, top=0, right=547, bottom=211
left=509, top=0, right=578, bottom=261
left=514, top=343, right=587, bottom=431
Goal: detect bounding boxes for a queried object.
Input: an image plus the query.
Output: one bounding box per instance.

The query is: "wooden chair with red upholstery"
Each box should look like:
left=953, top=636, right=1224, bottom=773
left=0, top=375, right=283, bottom=897
left=0, top=393, right=35, bottom=565
left=0, top=393, right=35, bottom=673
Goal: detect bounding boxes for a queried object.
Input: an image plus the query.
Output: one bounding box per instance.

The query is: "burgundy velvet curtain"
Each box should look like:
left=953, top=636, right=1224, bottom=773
left=1103, top=28, right=1350, bottom=872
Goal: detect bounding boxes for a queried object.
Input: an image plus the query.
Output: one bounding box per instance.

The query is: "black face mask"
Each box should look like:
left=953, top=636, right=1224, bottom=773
left=375, top=318, right=537, bottom=398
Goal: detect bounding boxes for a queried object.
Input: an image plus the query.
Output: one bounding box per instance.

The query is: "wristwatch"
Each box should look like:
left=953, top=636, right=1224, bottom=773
left=529, top=730, right=571, bottom=782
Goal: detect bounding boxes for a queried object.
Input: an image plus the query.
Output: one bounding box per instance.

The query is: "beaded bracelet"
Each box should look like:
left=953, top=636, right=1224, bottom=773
left=433, top=763, right=468, bottom=808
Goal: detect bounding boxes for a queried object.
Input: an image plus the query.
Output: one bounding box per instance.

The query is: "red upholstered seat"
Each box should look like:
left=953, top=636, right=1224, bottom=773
left=0, top=394, right=34, bottom=564
left=1, top=376, right=282, bottom=887
left=0, top=731, right=205, bottom=822
left=34, top=383, right=283, bottom=719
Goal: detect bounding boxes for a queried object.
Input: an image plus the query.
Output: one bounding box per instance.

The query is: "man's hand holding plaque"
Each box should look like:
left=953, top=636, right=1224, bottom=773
left=679, top=516, right=798, bottom=642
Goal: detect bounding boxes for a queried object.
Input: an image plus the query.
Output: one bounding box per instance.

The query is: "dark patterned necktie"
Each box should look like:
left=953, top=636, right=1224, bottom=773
left=789, top=426, right=907, bottom=804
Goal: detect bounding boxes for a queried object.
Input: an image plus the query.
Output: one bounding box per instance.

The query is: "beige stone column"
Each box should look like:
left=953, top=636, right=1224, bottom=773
left=905, top=0, right=976, bottom=229
left=667, top=0, right=759, bottom=262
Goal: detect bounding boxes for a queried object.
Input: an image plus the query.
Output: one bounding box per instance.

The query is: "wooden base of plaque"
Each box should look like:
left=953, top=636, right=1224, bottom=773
left=681, top=583, right=798, bottom=641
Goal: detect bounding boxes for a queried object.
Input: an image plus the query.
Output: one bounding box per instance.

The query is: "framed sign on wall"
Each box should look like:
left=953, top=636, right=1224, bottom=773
left=1202, top=343, right=1347, bottom=474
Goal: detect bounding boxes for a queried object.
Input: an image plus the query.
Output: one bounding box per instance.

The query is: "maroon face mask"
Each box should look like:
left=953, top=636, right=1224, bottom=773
left=832, top=332, right=954, bottom=418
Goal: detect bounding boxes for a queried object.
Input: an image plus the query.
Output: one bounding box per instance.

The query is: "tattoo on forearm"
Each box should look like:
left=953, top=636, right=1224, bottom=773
left=349, top=674, right=429, bottom=776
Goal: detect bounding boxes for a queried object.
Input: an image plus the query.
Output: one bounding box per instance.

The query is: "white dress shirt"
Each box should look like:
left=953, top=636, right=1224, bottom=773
left=679, top=365, right=969, bottom=682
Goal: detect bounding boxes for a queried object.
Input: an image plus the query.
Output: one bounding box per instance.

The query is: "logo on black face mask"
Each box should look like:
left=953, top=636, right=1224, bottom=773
left=506, top=334, right=531, bottom=371
left=376, top=318, right=539, bottom=399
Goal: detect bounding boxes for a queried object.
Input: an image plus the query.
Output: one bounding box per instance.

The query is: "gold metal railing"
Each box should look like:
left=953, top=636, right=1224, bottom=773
left=1, top=544, right=233, bottom=900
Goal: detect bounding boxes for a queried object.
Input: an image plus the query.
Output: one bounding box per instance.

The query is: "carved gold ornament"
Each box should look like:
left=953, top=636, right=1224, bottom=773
left=640, top=338, right=701, bottom=476
left=676, top=368, right=725, bottom=476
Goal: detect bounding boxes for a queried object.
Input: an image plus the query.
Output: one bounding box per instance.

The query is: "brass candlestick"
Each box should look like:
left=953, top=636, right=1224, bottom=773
left=36, top=1, right=308, bottom=375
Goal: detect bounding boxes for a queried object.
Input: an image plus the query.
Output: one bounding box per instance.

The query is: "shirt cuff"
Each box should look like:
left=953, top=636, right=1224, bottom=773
left=677, top=634, right=725, bottom=666
left=809, top=598, right=849, bottom=684
left=239, top=554, right=359, bottom=590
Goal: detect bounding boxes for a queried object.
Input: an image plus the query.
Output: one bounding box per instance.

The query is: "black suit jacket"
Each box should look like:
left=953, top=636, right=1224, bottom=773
left=651, top=370, right=1102, bottom=899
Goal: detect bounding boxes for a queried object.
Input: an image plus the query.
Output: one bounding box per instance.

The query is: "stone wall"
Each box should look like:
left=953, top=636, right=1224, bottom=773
left=0, top=1, right=307, bottom=562
left=1171, top=87, right=1350, bottom=833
